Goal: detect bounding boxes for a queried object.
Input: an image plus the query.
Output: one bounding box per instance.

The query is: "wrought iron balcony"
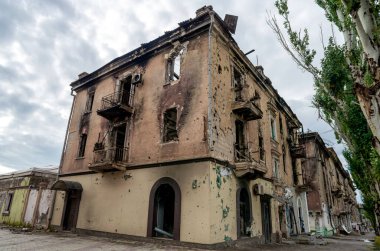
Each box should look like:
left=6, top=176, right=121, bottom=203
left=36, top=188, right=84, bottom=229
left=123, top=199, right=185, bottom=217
left=97, top=90, right=133, bottom=120
left=232, top=100, right=263, bottom=121
left=88, top=145, right=128, bottom=172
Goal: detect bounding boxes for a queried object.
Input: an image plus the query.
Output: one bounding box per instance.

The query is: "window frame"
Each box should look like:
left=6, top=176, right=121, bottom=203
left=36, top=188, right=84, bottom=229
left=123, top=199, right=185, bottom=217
left=2, top=192, right=14, bottom=215
left=273, top=158, right=280, bottom=179
left=163, top=108, right=179, bottom=143
left=270, top=116, right=277, bottom=141
left=77, top=133, right=88, bottom=158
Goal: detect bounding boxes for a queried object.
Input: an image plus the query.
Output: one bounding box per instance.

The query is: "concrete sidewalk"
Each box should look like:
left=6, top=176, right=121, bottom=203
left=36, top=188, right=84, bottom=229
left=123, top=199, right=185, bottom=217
left=0, top=227, right=375, bottom=251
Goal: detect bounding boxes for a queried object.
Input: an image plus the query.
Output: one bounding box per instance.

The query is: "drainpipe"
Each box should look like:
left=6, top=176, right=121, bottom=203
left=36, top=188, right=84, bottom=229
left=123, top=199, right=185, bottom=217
left=207, top=11, right=214, bottom=152
left=47, top=90, right=76, bottom=228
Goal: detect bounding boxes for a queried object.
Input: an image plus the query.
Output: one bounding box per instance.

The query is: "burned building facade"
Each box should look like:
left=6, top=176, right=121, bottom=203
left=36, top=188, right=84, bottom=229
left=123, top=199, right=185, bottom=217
left=51, top=6, right=311, bottom=244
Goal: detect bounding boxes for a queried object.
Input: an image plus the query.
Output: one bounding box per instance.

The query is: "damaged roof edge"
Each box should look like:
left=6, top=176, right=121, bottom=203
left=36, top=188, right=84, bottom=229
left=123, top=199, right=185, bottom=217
left=70, top=6, right=302, bottom=129
left=70, top=8, right=218, bottom=91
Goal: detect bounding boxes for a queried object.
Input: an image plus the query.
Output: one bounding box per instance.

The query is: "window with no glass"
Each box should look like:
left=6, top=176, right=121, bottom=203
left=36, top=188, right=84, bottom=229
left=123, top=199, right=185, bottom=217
left=77, top=133, right=87, bottom=158
left=167, top=48, right=184, bottom=82
left=2, top=192, right=14, bottom=215
left=163, top=108, right=178, bottom=142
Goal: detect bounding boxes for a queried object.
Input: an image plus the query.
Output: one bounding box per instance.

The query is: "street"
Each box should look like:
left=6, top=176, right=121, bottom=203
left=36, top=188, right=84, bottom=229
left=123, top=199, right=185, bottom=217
left=0, top=228, right=376, bottom=251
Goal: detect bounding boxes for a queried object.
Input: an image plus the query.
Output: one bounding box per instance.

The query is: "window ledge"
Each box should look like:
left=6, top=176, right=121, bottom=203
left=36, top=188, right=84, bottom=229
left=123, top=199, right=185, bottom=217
left=2, top=211, right=10, bottom=216
left=161, top=140, right=179, bottom=145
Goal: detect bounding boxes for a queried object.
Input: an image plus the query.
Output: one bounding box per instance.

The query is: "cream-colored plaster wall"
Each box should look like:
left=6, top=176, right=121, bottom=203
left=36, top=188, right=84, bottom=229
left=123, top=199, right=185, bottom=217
left=208, top=162, right=237, bottom=242
left=249, top=178, right=274, bottom=237
left=51, top=191, right=65, bottom=227
left=56, top=162, right=213, bottom=244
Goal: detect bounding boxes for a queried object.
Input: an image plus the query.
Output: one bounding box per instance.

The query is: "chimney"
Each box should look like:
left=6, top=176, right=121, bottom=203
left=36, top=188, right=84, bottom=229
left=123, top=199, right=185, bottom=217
left=196, top=6, right=213, bottom=17
left=78, top=72, right=89, bottom=79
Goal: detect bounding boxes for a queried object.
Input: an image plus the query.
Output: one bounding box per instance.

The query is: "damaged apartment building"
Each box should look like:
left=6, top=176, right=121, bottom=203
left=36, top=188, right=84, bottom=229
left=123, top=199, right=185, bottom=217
left=299, top=133, right=359, bottom=236
left=50, top=6, right=316, bottom=244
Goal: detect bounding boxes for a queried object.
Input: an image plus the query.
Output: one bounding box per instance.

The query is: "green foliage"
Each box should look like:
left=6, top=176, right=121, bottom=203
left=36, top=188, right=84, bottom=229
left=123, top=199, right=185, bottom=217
left=273, top=0, right=380, bottom=230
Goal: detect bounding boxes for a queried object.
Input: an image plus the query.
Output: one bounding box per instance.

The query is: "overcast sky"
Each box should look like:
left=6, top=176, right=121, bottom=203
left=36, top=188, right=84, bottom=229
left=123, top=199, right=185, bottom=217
left=0, top=1, right=345, bottom=175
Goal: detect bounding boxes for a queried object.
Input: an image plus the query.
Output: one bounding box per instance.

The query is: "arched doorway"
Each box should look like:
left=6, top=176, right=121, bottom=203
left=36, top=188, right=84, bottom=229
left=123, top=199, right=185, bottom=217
left=237, top=187, right=252, bottom=238
left=50, top=180, right=83, bottom=231
left=147, top=177, right=181, bottom=240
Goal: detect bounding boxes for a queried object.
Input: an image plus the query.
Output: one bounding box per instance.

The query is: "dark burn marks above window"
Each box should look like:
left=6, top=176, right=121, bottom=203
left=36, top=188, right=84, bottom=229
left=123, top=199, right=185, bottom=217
left=163, top=108, right=178, bottom=142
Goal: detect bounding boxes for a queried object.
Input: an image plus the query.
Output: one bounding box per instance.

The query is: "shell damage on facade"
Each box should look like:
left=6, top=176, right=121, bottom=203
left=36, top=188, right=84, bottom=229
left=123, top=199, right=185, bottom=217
left=49, top=5, right=361, bottom=245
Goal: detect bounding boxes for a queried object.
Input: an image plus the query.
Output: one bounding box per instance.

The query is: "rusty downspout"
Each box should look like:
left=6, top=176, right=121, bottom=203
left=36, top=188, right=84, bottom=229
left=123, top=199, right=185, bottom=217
left=47, top=90, right=76, bottom=228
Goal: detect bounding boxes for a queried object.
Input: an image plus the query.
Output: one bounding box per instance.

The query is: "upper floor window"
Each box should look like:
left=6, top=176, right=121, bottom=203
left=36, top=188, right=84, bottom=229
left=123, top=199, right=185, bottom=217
left=77, top=133, right=87, bottom=158
left=279, top=115, right=283, bottom=135
left=235, top=120, right=248, bottom=161
left=258, top=123, right=265, bottom=161
left=167, top=47, right=185, bottom=82
left=163, top=108, right=178, bottom=142
left=85, top=91, right=95, bottom=112
left=273, top=158, right=280, bottom=179
left=233, top=68, right=243, bottom=101
left=120, top=75, right=134, bottom=107
left=270, top=116, right=277, bottom=140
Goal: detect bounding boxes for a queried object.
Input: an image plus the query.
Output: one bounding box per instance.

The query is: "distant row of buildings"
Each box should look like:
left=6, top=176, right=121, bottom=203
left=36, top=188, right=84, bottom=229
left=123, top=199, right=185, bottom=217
left=0, top=6, right=368, bottom=245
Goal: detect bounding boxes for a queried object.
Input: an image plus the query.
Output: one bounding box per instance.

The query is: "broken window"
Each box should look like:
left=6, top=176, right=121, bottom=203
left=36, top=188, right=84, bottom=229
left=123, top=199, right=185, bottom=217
left=113, top=124, right=126, bottom=162
left=233, top=68, right=243, bottom=101
left=235, top=120, right=248, bottom=161
left=85, top=91, right=95, bottom=112
left=282, top=145, right=286, bottom=173
left=2, top=192, right=14, bottom=215
left=258, top=123, right=265, bottom=161
left=120, top=75, right=134, bottom=107
left=279, top=115, right=283, bottom=135
left=163, top=108, right=178, bottom=142
left=77, top=133, right=87, bottom=158
left=167, top=48, right=184, bottom=82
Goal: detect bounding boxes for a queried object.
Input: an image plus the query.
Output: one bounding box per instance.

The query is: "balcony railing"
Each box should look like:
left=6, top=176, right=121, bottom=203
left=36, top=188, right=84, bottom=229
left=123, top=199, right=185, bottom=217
left=89, top=146, right=128, bottom=172
left=234, top=145, right=250, bottom=162
left=97, top=90, right=133, bottom=120
left=234, top=145, right=267, bottom=178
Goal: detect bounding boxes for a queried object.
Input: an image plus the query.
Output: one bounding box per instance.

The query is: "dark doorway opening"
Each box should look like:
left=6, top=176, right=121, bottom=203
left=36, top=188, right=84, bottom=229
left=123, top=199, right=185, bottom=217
left=147, top=177, right=181, bottom=240
left=120, top=75, right=134, bottom=107
left=299, top=205, right=305, bottom=233
left=153, top=184, right=175, bottom=238
left=237, top=188, right=251, bottom=237
left=261, top=196, right=272, bottom=243
left=62, top=190, right=81, bottom=231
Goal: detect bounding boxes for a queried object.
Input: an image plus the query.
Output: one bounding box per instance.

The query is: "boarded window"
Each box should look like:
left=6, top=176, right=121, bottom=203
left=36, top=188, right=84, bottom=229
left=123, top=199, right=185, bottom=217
left=78, top=133, right=87, bottom=157
left=163, top=108, right=178, bottom=142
